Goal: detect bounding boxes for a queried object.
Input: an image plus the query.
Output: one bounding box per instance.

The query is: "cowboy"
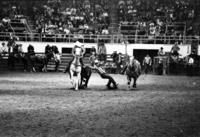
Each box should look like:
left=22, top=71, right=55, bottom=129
left=171, top=42, right=180, bottom=56
left=28, top=44, right=35, bottom=56
left=91, top=59, right=118, bottom=89
left=158, top=47, right=165, bottom=56
left=0, top=42, right=8, bottom=56
left=111, top=51, right=118, bottom=64
left=7, top=33, right=18, bottom=54
left=26, top=44, right=36, bottom=72
left=116, top=53, right=123, bottom=74
left=64, top=41, right=85, bottom=73
left=186, top=50, right=197, bottom=76
left=71, top=41, right=85, bottom=67
left=52, top=45, right=61, bottom=72
left=97, top=42, right=107, bottom=64
left=89, top=51, right=97, bottom=67
left=143, top=54, right=152, bottom=74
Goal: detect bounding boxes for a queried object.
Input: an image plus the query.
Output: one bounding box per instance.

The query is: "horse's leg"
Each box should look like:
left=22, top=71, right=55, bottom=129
left=79, top=76, right=84, bottom=88
left=127, top=75, right=131, bottom=89
left=55, top=60, right=60, bottom=72
left=76, top=72, right=81, bottom=91
left=84, top=68, right=92, bottom=88
left=133, top=77, right=137, bottom=88
left=10, top=56, right=15, bottom=71
left=42, top=57, right=47, bottom=72
left=84, top=74, right=91, bottom=88
left=22, top=57, right=28, bottom=72
left=31, top=58, right=36, bottom=72
left=69, top=69, right=75, bottom=88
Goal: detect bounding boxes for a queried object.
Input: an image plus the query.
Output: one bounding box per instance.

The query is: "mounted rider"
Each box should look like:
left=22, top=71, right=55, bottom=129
left=27, top=44, right=36, bottom=72
left=52, top=45, right=60, bottom=72
left=45, top=44, right=53, bottom=59
left=71, top=41, right=85, bottom=66
left=64, top=41, right=85, bottom=73
left=27, top=44, right=35, bottom=56
left=68, top=41, right=86, bottom=90
left=171, top=42, right=180, bottom=57
left=7, top=33, right=18, bottom=54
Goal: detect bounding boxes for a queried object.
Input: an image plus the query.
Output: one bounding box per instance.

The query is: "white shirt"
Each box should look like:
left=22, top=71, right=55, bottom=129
left=0, top=45, right=8, bottom=53
left=188, top=57, right=194, bottom=64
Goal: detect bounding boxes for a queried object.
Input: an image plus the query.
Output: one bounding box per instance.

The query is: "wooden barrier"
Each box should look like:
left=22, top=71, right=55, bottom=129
left=153, top=56, right=169, bottom=75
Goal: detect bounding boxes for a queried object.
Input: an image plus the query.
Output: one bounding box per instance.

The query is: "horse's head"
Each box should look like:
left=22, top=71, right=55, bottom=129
left=129, top=56, right=135, bottom=66
left=73, top=45, right=84, bottom=58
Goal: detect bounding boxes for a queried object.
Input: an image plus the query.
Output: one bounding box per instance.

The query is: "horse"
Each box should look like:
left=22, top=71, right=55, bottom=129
left=69, top=55, right=82, bottom=90
left=123, top=56, right=141, bottom=89
left=52, top=45, right=61, bottom=72
left=69, top=44, right=85, bottom=90
left=7, top=44, right=29, bottom=71
left=42, top=45, right=55, bottom=72
left=169, top=53, right=181, bottom=75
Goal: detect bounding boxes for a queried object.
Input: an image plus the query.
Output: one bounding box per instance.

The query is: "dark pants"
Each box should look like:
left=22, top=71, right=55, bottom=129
left=187, top=64, right=194, bottom=76
left=116, top=62, right=122, bottom=74
left=144, top=63, right=151, bottom=74
left=100, top=73, right=117, bottom=88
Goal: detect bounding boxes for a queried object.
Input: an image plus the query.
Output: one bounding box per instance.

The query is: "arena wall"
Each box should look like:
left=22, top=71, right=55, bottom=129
left=1, top=41, right=199, bottom=57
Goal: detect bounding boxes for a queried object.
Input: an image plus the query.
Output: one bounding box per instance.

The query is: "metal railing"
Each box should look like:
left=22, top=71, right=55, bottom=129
left=0, top=32, right=199, bottom=44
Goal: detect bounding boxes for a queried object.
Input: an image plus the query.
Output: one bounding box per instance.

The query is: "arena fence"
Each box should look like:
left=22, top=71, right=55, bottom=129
left=0, top=32, right=198, bottom=44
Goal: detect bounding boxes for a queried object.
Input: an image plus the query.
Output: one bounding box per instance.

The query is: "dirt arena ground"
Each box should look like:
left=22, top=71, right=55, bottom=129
left=0, top=72, right=200, bottom=137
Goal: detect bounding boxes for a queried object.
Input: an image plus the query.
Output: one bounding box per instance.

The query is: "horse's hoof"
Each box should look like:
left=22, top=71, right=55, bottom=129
left=132, top=85, right=136, bottom=88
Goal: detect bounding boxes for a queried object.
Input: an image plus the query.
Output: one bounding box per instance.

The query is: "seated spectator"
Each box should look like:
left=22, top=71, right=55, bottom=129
left=63, top=27, right=71, bottom=35
left=102, top=27, right=109, bottom=35
left=2, top=17, right=10, bottom=26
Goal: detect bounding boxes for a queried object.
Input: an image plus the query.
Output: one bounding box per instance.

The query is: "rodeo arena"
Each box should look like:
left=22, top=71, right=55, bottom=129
left=1, top=0, right=200, bottom=136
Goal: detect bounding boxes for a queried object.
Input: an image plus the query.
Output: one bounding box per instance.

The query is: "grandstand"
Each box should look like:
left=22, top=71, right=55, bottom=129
left=0, top=0, right=200, bottom=74
left=0, top=0, right=200, bottom=40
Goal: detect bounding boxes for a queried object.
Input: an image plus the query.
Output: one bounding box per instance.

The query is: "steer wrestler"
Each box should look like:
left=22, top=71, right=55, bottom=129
left=91, top=60, right=118, bottom=89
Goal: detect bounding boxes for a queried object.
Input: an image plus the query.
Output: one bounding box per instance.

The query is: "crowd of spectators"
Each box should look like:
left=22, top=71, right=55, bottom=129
left=32, top=0, right=110, bottom=36
left=118, top=0, right=197, bottom=39
left=0, top=1, right=28, bottom=33
left=0, top=0, right=200, bottom=43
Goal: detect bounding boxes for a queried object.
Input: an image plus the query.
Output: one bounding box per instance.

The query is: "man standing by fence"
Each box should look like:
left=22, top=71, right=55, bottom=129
left=0, top=42, right=8, bottom=57
left=143, top=54, right=152, bottom=74
left=97, top=42, right=107, bottom=64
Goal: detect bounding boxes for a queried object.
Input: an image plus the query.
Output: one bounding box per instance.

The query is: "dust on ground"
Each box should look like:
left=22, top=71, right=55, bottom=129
left=0, top=72, right=200, bottom=137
